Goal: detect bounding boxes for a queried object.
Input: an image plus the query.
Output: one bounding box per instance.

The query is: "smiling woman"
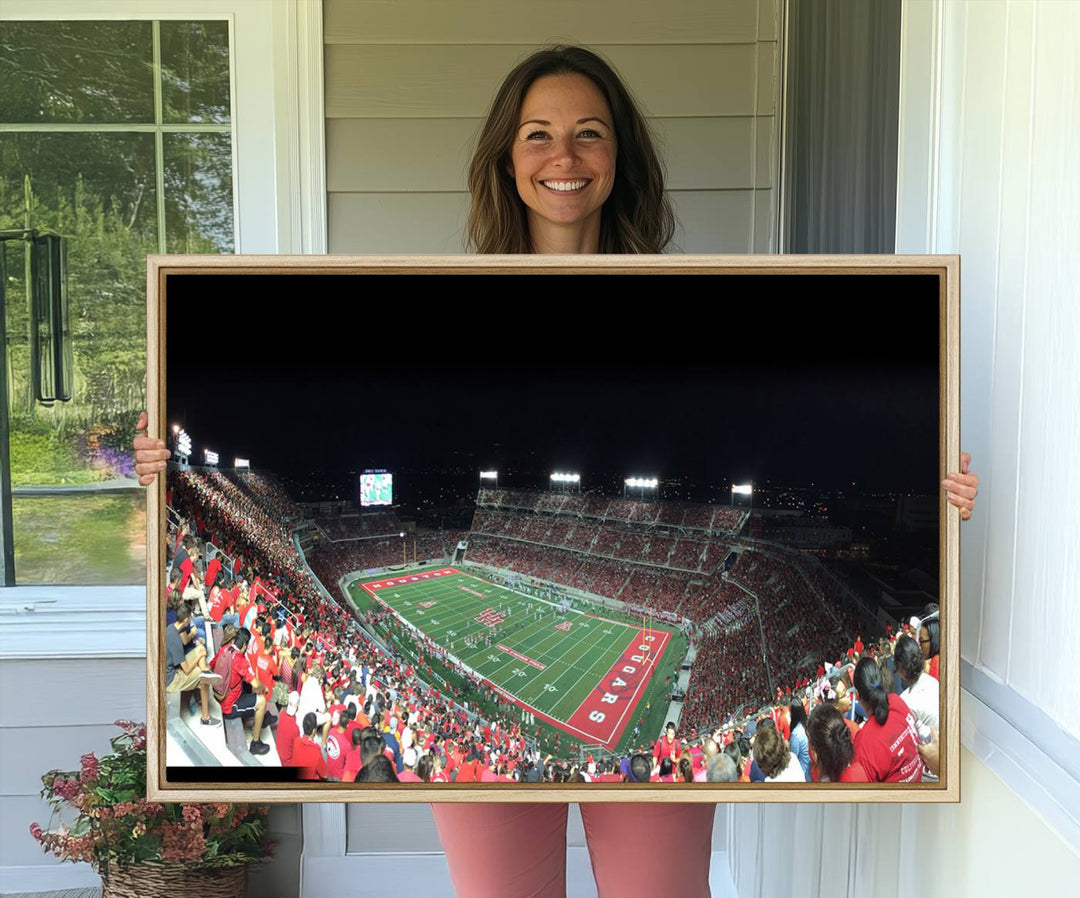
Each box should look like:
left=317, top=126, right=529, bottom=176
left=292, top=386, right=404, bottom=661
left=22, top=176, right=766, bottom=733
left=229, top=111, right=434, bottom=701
left=466, top=45, right=674, bottom=254
left=509, top=73, right=617, bottom=253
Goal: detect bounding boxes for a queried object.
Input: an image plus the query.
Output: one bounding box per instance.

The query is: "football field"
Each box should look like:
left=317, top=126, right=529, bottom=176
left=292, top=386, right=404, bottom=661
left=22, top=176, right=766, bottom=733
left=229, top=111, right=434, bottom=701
left=349, top=568, right=675, bottom=749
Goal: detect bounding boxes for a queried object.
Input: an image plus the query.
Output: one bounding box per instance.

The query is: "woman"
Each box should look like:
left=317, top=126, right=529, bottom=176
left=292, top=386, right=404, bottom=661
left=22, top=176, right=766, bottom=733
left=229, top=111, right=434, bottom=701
left=852, top=657, right=923, bottom=783
left=135, top=43, right=979, bottom=898
left=917, top=604, right=942, bottom=680
left=895, top=633, right=939, bottom=731
left=787, top=698, right=812, bottom=781
left=806, top=704, right=867, bottom=783
left=751, top=725, right=805, bottom=783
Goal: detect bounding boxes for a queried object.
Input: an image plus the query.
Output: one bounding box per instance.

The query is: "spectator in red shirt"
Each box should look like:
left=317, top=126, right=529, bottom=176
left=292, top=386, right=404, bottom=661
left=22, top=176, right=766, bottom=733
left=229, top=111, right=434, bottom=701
left=252, top=635, right=278, bottom=699
left=211, top=627, right=270, bottom=755
left=276, top=691, right=301, bottom=766
left=807, top=704, right=868, bottom=783
left=292, top=712, right=328, bottom=780
left=341, top=728, right=367, bottom=782
left=852, top=658, right=923, bottom=783
left=653, top=721, right=679, bottom=766
left=325, top=708, right=352, bottom=781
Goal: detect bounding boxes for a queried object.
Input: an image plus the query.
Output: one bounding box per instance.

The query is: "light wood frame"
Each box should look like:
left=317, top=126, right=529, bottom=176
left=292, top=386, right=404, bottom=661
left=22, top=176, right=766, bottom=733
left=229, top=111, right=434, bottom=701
left=146, top=253, right=960, bottom=803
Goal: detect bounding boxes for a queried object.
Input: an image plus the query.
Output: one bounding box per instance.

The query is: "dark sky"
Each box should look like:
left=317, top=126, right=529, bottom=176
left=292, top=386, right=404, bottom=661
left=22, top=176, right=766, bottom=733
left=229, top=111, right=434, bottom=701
left=166, top=272, right=941, bottom=495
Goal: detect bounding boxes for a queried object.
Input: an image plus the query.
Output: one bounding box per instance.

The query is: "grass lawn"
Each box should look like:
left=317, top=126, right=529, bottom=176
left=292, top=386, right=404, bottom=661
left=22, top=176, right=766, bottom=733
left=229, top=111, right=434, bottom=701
left=12, top=492, right=146, bottom=584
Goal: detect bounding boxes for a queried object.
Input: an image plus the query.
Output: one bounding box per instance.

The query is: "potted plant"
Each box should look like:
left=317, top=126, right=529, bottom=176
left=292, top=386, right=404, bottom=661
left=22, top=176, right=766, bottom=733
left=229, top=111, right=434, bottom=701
left=31, top=720, right=273, bottom=897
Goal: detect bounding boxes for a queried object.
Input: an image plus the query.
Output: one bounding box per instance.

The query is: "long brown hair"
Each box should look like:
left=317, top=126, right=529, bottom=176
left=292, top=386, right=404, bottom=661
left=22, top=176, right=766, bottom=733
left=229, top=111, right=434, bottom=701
left=467, top=45, right=675, bottom=254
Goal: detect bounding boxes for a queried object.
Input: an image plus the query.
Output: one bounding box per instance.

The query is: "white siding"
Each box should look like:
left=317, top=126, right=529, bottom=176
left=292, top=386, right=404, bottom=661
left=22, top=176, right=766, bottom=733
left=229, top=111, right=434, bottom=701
left=0, top=592, right=301, bottom=897
left=728, top=1, right=1080, bottom=892
left=896, top=0, right=1080, bottom=732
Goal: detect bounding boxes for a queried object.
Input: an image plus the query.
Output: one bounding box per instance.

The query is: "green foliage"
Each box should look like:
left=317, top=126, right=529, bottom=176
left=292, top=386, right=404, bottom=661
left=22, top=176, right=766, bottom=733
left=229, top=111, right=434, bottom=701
left=30, top=721, right=274, bottom=873
left=2, top=20, right=234, bottom=500
left=12, top=493, right=145, bottom=585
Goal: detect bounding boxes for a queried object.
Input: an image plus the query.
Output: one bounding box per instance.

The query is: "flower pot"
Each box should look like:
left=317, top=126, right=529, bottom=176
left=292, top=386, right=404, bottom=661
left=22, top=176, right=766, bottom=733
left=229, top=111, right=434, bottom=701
left=101, top=861, right=247, bottom=897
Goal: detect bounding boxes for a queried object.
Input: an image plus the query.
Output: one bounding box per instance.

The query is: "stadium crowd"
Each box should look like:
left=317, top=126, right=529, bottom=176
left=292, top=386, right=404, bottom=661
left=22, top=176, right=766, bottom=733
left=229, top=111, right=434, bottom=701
left=163, top=473, right=941, bottom=787
left=477, top=489, right=748, bottom=535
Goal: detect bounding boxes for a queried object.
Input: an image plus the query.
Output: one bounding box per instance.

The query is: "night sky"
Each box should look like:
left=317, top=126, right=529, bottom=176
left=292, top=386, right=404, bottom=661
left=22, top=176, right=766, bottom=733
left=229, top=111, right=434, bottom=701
left=166, top=272, right=941, bottom=499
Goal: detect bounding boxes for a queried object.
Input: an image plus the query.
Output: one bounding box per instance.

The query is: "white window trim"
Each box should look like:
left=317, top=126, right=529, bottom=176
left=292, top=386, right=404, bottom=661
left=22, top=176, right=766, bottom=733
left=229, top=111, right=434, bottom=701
left=0, top=0, right=326, bottom=641
left=1, top=0, right=326, bottom=255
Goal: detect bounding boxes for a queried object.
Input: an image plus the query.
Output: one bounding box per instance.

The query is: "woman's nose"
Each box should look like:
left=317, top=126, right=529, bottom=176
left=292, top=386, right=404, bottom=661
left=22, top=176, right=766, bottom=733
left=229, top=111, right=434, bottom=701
left=549, top=134, right=579, bottom=165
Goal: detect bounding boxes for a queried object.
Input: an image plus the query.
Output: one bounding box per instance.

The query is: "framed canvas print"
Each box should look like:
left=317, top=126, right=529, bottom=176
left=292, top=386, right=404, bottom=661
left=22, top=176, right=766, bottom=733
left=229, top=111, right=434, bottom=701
left=146, top=254, right=960, bottom=803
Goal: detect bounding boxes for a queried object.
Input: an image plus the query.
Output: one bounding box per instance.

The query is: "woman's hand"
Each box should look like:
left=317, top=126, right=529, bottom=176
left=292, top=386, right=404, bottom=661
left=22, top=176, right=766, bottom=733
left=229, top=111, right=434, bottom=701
left=134, top=411, right=170, bottom=486
left=917, top=726, right=940, bottom=777
left=941, top=451, right=979, bottom=521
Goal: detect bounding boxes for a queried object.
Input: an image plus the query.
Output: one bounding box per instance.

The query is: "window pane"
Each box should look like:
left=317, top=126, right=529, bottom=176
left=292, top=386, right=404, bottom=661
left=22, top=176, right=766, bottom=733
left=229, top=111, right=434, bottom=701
left=164, top=133, right=235, bottom=252
left=0, top=22, right=154, bottom=124
left=160, top=20, right=232, bottom=124
left=12, top=493, right=146, bottom=585
left=2, top=132, right=156, bottom=585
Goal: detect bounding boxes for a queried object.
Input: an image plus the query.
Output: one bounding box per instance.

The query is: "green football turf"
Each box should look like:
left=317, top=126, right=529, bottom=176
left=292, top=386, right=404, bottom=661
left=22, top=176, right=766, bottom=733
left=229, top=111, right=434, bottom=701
left=346, top=567, right=680, bottom=750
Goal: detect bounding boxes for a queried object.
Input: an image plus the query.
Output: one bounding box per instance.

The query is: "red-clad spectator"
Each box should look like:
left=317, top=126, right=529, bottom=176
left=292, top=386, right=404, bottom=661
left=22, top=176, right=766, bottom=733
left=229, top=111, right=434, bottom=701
left=293, top=712, right=328, bottom=780
left=210, top=627, right=270, bottom=755
left=325, top=712, right=351, bottom=780
left=807, top=704, right=867, bottom=783
left=852, top=659, right=922, bottom=783
left=252, top=635, right=277, bottom=698
left=653, top=721, right=679, bottom=766
left=276, top=691, right=301, bottom=766
left=205, top=554, right=222, bottom=591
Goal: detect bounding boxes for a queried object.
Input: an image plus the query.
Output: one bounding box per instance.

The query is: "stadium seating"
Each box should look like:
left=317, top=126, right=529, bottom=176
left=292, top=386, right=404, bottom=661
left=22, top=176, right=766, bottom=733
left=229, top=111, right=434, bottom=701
left=167, top=474, right=887, bottom=785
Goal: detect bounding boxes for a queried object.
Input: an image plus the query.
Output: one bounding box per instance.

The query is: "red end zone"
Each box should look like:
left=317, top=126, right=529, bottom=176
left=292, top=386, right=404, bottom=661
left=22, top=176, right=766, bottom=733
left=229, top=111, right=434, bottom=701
left=565, top=629, right=671, bottom=749
left=360, top=568, right=461, bottom=593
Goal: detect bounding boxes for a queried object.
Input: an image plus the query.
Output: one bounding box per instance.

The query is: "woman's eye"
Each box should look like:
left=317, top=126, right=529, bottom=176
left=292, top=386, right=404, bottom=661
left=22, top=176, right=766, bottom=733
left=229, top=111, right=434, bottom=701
left=525, top=130, right=550, bottom=140
left=579, top=129, right=602, bottom=138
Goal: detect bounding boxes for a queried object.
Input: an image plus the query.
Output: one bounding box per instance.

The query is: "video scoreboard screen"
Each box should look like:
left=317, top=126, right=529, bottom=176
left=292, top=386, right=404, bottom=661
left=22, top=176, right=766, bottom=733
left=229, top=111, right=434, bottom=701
left=360, top=470, right=393, bottom=507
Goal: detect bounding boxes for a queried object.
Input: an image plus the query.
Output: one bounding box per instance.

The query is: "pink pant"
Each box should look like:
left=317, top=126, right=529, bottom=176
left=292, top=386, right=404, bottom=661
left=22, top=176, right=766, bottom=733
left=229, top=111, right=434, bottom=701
left=431, top=803, right=716, bottom=898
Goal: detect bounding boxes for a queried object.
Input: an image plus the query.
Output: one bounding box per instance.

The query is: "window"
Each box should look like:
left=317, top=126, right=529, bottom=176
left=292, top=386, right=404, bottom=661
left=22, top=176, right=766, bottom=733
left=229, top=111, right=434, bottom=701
left=1, top=19, right=234, bottom=584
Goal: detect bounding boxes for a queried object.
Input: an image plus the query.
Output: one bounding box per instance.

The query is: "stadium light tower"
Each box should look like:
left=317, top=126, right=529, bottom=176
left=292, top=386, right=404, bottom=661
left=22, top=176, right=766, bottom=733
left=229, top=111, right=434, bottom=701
left=203, top=448, right=219, bottom=467
left=479, top=470, right=498, bottom=489
left=624, top=476, right=659, bottom=500
left=731, top=482, right=753, bottom=509
left=550, top=472, right=581, bottom=492
left=174, top=428, right=192, bottom=467
left=235, top=458, right=250, bottom=470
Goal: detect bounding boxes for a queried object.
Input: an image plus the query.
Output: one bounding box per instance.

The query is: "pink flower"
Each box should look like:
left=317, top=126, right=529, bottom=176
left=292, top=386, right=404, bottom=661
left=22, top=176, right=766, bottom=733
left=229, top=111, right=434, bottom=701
left=160, top=821, right=206, bottom=863
left=52, top=777, right=80, bottom=801
left=29, top=822, right=44, bottom=842
left=181, top=805, right=202, bottom=824
left=80, top=753, right=100, bottom=782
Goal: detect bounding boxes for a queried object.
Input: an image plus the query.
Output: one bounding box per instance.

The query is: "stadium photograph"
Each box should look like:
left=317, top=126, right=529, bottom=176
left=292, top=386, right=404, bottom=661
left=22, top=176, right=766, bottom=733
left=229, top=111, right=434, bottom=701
left=154, top=262, right=954, bottom=796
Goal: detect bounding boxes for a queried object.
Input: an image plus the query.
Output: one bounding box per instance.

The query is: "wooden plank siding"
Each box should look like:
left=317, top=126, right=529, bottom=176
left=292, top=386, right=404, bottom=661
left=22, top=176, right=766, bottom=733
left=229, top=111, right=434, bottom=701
left=324, top=0, right=782, bottom=254
left=324, top=0, right=764, bottom=46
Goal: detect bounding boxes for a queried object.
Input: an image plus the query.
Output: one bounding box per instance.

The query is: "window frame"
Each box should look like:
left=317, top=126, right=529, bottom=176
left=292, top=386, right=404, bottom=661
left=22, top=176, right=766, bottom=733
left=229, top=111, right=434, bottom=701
left=0, top=0, right=326, bottom=642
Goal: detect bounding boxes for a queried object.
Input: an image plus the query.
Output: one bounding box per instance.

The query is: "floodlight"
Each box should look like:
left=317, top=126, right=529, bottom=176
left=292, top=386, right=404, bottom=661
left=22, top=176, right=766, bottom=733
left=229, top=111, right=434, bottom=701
left=550, top=472, right=581, bottom=483
left=176, top=428, right=192, bottom=458
left=235, top=458, right=250, bottom=469
left=204, top=449, right=219, bottom=465
left=731, top=484, right=753, bottom=496
left=172, top=424, right=180, bottom=434
left=625, top=477, right=658, bottom=489
left=480, top=471, right=498, bottom=479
